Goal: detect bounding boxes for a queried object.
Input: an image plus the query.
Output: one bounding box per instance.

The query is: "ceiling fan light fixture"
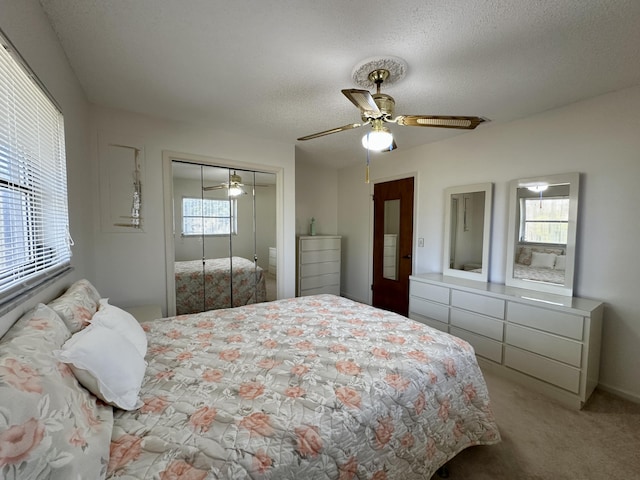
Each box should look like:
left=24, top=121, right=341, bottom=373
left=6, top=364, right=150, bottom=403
left=527, top=184, right=548, bottom=193
left=362, top=127, right=393, bottom=151
left=228, top=185, right=245, bottom=197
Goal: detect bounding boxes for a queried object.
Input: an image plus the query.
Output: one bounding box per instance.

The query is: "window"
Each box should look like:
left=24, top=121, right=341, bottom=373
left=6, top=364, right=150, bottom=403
left=519, top=197, right=570, bottom=244
left=182, top=197, right=237, bottom=236
left=0, top=33, right=71, bottom=308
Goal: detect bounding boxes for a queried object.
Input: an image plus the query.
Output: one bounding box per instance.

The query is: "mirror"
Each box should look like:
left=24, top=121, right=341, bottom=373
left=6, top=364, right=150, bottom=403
left=383, top=199, right=400, bottom=280
left=171, top=161, right=277, bottom=314
left=443, top=183, right=493, bottom=282
left=505, top=172, right=579, bottom=296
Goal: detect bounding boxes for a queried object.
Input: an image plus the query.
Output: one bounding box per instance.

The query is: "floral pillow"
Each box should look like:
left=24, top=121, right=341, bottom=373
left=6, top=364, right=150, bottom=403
left=48, top=279, right=101, bottom=333
left=0, top=303, right=113, bottom=479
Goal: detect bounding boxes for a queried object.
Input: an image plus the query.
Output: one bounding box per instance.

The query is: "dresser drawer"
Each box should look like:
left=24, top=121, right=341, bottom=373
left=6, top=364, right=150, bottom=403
left=301, top=249, right=340, bottom=264
left=410, top=281, right=449, bottom=305
left=506, top=324, right=582, bottom=367
left=451, top=327, right=503, bottom=363
left=300, top=284, right=340, bottom=296
left=450, top=308, right=504, bottom=341
left=300, top=237, right=340, bottom=251
left=451, top=290, right=505, bottom=319
left=409, top=297, right=449, bottom=324
left=505, top=346, right=581, bottom=393
left=411, top=314, right=449, bottom=333
left=507, top=302, right=584, bottom=340
left=300, top=261, right=339, bottom=277
left=300, top=273, right=340, bottom=291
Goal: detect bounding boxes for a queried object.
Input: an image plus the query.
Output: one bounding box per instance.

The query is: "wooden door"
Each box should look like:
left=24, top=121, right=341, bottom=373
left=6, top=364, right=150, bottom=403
left=372, top=177, right=414, bottom=316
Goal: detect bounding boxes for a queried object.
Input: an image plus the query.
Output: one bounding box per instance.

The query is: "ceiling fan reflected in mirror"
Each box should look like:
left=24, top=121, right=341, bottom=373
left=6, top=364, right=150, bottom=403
left=203, top=171, right=272, bottom=197
left=297, top=59, right=486, bottom=152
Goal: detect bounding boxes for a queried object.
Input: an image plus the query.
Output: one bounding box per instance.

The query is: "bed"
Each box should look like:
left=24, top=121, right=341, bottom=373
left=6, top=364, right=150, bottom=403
left=512, top=245, right=566, bottom=285
left=175, top=256, right=267, bottom=314
left=0, top=279, right=500, bottom=479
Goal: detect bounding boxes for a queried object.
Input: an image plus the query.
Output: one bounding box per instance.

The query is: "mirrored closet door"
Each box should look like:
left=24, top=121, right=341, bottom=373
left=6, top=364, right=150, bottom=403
left=172, top=161, right=277, bottom=314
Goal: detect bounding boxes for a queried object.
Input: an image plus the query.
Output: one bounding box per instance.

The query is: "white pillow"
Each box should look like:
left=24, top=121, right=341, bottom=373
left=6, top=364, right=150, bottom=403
left=91, top=298, right=147, bottom=357
left=55, top=324, right=146, bottom=410
left=530, top=251, right=557, bottom=269
left=554, top=255, right=566, bottom=270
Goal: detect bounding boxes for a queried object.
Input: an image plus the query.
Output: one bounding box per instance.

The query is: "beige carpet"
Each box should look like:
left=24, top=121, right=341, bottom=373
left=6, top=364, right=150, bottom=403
left=434, top=370, right=640, bottom=479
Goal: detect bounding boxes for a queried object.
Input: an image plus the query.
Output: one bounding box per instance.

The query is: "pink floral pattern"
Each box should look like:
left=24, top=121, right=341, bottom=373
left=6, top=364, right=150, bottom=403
left=0, top=303, right=113, bottom=479
left=108, top=294, right=500, bottom=478
left=47, top=279, right=101, bottom=333
left=175, top=256, right=267, bottom=314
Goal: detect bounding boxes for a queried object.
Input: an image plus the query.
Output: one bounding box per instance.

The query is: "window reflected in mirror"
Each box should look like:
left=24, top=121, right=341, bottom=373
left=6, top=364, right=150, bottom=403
left=513, top=184, right=570, bottom=286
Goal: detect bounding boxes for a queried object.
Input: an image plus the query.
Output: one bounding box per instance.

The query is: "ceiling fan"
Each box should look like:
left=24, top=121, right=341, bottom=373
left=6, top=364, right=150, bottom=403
left=297, top=68, right=486, bottom=151
left=202, top=171, right=248, bottom=196
left=203, top=171, right=272, bottom=196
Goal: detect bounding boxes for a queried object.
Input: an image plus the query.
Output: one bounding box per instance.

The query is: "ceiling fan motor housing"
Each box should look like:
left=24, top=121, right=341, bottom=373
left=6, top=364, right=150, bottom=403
left=362, top=93, right=396, bottom=122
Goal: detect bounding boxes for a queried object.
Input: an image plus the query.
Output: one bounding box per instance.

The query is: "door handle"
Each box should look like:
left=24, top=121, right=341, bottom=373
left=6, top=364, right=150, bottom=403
left=403, top=254, right=412, bottom=259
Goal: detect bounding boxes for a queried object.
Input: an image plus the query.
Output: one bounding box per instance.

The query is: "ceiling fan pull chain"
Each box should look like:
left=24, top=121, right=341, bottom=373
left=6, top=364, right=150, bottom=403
left=365, top=142, right=370, bottom=184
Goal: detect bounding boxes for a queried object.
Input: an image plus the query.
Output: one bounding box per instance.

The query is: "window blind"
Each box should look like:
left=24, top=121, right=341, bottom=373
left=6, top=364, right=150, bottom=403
left=0, top=33, right=71, bottom=307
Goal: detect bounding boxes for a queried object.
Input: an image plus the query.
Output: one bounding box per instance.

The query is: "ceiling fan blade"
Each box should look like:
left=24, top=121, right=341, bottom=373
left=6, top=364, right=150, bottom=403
left=395, top=115, right=486, bottom=130
left=297, top=122, right=365, bottom=141
left=202, top=184, right=226, bottom=191
left=342, top=89, right=381, bottom=116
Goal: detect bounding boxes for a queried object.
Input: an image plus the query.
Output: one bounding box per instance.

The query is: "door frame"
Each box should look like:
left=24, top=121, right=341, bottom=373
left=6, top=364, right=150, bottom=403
left=162, top=150, right=284, bottom=316
left=367, top=171, right=420, bottom=305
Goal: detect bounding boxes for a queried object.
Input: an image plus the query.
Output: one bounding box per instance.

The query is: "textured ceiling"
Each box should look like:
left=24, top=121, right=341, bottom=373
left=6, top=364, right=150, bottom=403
left=39, top=0, right=640, bottom=168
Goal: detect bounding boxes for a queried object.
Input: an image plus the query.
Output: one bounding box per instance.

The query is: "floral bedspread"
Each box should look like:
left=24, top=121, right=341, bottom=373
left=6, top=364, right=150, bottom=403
left=514, top=264, right=565, bottom=284
left=175, top=256, right=267, bottom=314
left=108, top=295, right=500, bottom=479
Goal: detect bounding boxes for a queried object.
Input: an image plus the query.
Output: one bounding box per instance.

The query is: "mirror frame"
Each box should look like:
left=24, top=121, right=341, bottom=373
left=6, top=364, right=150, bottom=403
left=443, top=182, right=493, bottom=283
left=505, top=172, right=580, bottom=296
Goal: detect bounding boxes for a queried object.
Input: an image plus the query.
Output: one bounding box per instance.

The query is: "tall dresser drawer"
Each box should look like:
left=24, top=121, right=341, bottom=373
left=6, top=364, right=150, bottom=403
left=300, top=273, right=340, bottom=291
left=451, top=290, right=505, bottom=319
left=301, top=249, right=340, bottom=264
left=300, top=237, right=341, bottom=251
left=300, top=261, right=339, bottom=277
left=300, top=285, right=340, bottom=296
left=409, top=297, right=449, bottom=324
left=410, top=281, right=449, bottom=305
left=505, top=346, right=581, bottom=393
left=507, top=302, right=584, bottom=340
left=451, top=326, right=503, bottom=363
left=506, top=324, right=582, bottom=367
left=450, top=308, right=504, bottom=341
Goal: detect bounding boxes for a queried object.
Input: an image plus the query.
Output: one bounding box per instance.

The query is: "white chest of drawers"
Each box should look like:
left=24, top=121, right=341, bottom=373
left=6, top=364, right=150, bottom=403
left=409, top=273, right=603, bottom=409
left=297, top=236, right=341, bottom=296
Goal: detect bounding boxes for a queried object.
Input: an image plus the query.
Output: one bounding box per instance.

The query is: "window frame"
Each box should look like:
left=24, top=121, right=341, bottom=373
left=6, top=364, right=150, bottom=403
left=0, top=29, right=72, bottom=311
left=181, top=196, right=238, bottom=237
left=518, top=196, right=570, bottom=246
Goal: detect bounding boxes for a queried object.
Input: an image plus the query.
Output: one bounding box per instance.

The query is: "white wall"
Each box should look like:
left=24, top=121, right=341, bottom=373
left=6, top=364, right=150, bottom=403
left=338, top=84, right=640, bottom=401
left=295, top=155, right=339, bottom=235
left=0, top=0, right=93, bottom=328
left=90, top=106, right=295, bottom=313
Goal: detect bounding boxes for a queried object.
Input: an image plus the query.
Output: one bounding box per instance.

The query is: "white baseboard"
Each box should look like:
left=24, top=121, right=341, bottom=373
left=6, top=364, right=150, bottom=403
left=597, top=382, right=640, bottom=404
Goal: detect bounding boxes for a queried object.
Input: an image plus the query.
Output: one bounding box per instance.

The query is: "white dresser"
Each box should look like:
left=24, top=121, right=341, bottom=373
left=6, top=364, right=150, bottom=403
left=409, top=273, right=603, bottom=409
left=297, top=236, right=341, bottom=296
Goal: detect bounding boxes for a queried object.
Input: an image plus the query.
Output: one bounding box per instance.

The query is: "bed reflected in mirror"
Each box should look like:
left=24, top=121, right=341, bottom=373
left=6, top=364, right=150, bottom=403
left=442, top=183, right=493, bottom=282
left=506, top=173, right=580, bottom=296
